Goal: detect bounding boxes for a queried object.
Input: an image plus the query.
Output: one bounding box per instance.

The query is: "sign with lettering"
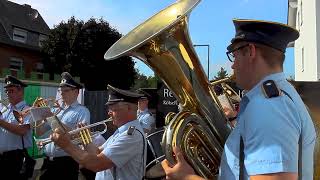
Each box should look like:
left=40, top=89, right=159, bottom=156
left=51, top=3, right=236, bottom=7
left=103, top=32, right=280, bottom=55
left=156, top=80, right=178, bottom=127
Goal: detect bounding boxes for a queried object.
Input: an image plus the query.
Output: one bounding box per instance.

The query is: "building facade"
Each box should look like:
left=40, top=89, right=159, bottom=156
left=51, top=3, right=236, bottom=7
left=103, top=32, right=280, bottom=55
left=0, top=0, right=50, bottom=79
left=288, top=0, right=320, bottom=81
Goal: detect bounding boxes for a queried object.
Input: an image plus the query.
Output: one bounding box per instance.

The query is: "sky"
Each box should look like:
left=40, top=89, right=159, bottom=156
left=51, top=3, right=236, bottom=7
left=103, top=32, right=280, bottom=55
left=11, top=0, right=294, bottom=80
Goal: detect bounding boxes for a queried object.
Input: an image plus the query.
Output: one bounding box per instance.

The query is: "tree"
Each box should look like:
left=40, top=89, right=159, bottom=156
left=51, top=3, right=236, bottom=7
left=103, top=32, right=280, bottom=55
left=214, top=67, right=228, bottom=80
left=132, top=71, right=158, bottom=89
left=41, top=17, right=136, bottom=90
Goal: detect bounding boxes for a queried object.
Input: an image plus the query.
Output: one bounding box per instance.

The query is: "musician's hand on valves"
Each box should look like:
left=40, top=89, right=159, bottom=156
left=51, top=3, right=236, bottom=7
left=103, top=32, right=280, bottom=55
left=161, top=146, right=199, bottom=180
left=51, top=128, right=72, bottom=149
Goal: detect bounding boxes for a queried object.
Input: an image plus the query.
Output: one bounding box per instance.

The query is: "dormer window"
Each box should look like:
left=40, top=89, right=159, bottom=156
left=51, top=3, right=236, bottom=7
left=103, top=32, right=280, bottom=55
left=39, top=34, right=47, bottom=47
left=13, top=27, right=27, bottom=43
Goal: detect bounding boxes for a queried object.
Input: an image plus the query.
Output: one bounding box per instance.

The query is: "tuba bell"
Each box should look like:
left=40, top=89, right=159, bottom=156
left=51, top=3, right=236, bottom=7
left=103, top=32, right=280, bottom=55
left=104, top=0, right=231, bottom=178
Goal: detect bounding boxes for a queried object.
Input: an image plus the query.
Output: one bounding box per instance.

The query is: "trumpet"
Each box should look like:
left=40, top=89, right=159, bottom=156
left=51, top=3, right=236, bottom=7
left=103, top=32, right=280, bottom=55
left=13, top=97, right=62, bottom=125
left=36, top=117, right=113, bottom=148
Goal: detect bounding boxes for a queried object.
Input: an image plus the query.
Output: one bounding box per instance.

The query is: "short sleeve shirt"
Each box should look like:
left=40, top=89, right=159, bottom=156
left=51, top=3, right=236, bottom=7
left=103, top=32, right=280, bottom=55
left=219, top=72, right=316, bottom=180
left=137, top=109, right=155, bottom=132
left=44, top=100, right=90, bottom=157
left=95, top=120, right=146, bottom=180
left=0, top=101, right=32, bottom=152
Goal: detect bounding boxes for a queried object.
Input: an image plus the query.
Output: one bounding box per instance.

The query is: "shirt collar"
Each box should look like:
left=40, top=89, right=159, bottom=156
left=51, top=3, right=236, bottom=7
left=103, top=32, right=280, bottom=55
left=9, top=100, right=27, bottom=110
left=62, top=100, right=79, bottom=109
left=117, top=120, right=140, bottom=134
left=138, top=108, right=149, bottom=114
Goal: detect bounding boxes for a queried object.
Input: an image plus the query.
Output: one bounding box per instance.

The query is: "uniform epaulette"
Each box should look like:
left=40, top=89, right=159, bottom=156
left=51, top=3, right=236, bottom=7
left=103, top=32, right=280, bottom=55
left=127, top=126, right=136, bottom=135
left=261, top=80, right=281, bottom=98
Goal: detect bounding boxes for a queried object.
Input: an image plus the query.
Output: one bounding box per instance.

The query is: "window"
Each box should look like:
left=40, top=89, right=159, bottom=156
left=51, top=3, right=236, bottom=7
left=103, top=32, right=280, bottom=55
left=35, top=62, right=44, bottom=72
left=13, top=27, right=27, bottom=43
left=301, top=47, right=304, bottom=72
left=10, top=57, right=23, bottom=71
left=39, top=34, right=47, bottom=47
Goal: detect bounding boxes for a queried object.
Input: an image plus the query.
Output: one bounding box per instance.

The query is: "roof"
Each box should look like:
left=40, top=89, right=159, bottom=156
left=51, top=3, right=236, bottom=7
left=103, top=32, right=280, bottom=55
left=0, top=0, right=50, bottom=50
left=0, top=1, right=50, bottom=34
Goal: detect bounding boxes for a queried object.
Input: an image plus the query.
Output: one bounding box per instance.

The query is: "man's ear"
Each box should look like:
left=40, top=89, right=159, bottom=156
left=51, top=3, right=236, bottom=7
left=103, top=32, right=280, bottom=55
left=248, top=43, right=257, bottom=62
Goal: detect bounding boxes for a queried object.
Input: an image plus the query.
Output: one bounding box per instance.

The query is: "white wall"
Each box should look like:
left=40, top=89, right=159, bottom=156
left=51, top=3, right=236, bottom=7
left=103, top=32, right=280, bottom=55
left=294, top=0, right=319, bottom=81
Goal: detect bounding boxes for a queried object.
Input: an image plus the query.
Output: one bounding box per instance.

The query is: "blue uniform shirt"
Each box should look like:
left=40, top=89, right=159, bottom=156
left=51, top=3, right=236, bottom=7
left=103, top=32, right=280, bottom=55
left=219, top=72, right=316, bottom=180
left=95, top=120, right=146, bottom=180
left=44, top=100, right=90, bottom=157
left=137, top=109, right=155, bottom=132
left=0, top=101, right=32, bottom=152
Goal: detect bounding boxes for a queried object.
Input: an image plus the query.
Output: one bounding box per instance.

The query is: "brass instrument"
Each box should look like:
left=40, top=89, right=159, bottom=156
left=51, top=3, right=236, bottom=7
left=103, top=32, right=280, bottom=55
left=210, top=75, right=240, bottom=111
left=104, top=0, right=230, bottom=178
left=13, top=97, right=62, bottom=126
left=36, top=118, right=112, bottom=148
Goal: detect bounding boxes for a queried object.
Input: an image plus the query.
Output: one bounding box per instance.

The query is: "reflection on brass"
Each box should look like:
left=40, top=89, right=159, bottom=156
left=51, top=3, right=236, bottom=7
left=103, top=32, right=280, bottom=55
left=104, top=0, right=231, bottom=178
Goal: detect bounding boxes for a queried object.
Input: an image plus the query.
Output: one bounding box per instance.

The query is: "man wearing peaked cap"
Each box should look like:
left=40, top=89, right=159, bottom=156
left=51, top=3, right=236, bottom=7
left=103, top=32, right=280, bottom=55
left=136, top=88, right=155, bottom=133
left=4, top=75, right=28, bottom=88
left=162, top=19, right=316, bottom=180
left=106, top=85, right=144, bottom=106
left=59, top=72, right=83, bottom=89
left=38, top=72, right=90, bottom=180
left=0, top=75, right=33, bottom=179
left=51, top=84, right=146, bottom=180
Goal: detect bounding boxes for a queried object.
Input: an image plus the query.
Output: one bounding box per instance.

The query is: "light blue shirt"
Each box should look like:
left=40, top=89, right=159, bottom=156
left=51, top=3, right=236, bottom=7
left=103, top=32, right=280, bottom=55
left=219, top=72, right=316, bottom=180
left=44, top=100, right=90, bottom=157
left=95, top=120, right=146, bottom=180
left=0, top=101, right=32, bottom=152
left=137, top=108, right=155, bottom=132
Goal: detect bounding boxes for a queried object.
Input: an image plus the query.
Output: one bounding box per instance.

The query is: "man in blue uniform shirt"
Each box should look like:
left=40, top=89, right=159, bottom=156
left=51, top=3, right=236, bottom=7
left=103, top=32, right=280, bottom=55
left=161, top=19, right=316, bottom=180
left=137, top=89, right=155, bottom=133
left=0, top=75, right=32, bottom=179
left=38, top=72, right=90, bottom=180
left=51, top=85, right=146, bottom=180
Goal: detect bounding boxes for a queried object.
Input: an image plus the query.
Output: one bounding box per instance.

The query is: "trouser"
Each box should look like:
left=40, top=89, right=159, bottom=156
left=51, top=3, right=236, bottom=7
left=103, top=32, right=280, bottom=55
left=0, top=149, right=25, bottom=180
left=40, top=156, right=79, bottom=180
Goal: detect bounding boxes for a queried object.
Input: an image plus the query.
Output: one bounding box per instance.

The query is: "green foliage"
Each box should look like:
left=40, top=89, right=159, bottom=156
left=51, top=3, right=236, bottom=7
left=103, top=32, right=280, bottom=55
left=41, top=17, right=137, bottom=90
left=132, top=71, right=158, bottom=89
left=214, top=67, right=228, bottom=80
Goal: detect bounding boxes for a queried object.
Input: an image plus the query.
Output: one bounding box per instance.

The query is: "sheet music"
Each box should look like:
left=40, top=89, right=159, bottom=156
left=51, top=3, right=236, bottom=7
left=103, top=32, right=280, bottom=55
left=29, top=107, right=52, bottom=123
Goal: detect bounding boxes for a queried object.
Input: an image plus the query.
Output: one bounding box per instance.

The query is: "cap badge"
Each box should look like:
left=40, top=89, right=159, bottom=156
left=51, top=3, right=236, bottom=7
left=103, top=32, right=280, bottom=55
left=61, top=79, right=66, bottom=83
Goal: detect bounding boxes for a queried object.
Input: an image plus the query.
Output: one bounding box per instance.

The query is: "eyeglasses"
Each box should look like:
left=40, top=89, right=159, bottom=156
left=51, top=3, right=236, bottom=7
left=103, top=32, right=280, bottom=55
left=5, top=89, right=15, bottom=94
left=226, top=44, right=249, bottom=62
left=58, top=88, right=75, bottom=93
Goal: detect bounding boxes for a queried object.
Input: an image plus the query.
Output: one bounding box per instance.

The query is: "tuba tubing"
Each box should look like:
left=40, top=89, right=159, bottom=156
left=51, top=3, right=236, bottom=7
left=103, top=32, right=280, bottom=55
left=104, top=0, right=231, bottom=178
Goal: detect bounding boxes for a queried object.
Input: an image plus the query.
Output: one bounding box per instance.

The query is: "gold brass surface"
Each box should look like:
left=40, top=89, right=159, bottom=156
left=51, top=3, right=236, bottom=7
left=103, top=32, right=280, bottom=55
left=104, top=0, right=231, bottom=178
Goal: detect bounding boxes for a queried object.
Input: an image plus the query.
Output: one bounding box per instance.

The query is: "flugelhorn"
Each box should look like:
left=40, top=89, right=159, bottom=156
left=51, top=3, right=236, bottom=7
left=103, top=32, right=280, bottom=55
left=36, top=118, right=113, bottom=148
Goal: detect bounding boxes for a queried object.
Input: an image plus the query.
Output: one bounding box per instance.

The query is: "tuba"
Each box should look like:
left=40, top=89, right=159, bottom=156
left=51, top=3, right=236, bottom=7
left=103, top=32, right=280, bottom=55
left=104, top=0, right=231, bottom=178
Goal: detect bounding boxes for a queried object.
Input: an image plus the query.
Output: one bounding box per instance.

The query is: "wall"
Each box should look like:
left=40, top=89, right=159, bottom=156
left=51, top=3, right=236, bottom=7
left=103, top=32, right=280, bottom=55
left=294, top=0, right=319, bottom=81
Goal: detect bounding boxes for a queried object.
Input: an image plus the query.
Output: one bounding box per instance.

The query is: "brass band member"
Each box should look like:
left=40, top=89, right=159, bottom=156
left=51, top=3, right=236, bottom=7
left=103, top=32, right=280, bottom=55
left=0, top=75, right=32, bottom=179
left=137, top=89, right=155, bottom=134
left=51, top=85, right=146, bottom=180
left=38, top=72, right=90, bottom=180
left=162, top=19, right=316, bottom=180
